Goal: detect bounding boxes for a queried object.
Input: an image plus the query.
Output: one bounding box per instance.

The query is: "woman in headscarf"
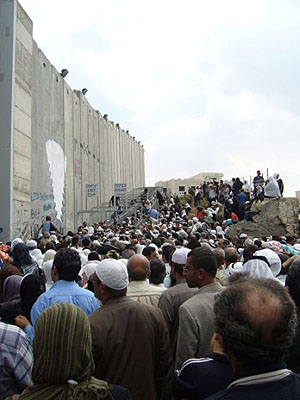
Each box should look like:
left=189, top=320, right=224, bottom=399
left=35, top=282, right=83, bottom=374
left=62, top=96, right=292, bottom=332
left=264, top=175, right=281, bottom=199
left=0, top=274, right=45, bottom=325
left=0, top=275, right=22, bottom=320
left=1, top=275, right=22, bottom=304
left=0, top=266, right=21, bottom=302
left=12, top=242, right=39, bottom=275
left=42, top=260, right=54, bottom=291
left=7, top=302, right=131, bottom=400
left=42, top=249, right=56, bottom=265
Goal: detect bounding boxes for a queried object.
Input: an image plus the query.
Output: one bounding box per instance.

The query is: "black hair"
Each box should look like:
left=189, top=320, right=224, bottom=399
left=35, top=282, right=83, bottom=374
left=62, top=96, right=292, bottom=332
left=224, top=247, right=239, bottom=264
left=71, top=236, right=79, bottom=248
left=286, top=258, right=300, bottom=307
left=82, top=237, right=91, bottom=247
left=161, top=245, right=175, bottom=263
left=149, top=259, right=166, bottom=284
left=45, top=241, right=55, bottom=251
left=53, top=248, right=81, bottom=281
left=88, top=251, right=99, bottom=261
left=152, top=238, right=162, bottom=248
left=188, top=246, right=217, bottom=277
left=142, top=246, right=156, bottom=258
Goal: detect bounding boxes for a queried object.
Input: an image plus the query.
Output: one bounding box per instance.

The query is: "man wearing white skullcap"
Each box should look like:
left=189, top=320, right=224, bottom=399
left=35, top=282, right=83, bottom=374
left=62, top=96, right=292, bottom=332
left=89, top=258, right=172, bottom=400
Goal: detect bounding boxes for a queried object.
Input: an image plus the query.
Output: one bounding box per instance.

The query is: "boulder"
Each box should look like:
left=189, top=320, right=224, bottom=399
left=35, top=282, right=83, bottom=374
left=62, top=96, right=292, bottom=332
left=228, top=198, right=299, bottom=238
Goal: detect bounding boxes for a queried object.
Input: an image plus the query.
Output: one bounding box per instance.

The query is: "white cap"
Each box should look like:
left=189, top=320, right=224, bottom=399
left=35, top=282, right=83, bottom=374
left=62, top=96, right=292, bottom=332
left=26, top=240, right=37, bottom=248
left=95, top=259, right=129, bottom=290
left=171, top=248, right=191, bottom=264
left=240, top=233, right=248, bottom=239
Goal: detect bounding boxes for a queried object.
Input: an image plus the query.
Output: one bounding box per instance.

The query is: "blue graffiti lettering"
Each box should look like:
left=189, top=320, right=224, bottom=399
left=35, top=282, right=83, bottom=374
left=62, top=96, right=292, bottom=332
left=43, top=203, right=52, bottom=212
left=31, top=192, right=39, bottom=202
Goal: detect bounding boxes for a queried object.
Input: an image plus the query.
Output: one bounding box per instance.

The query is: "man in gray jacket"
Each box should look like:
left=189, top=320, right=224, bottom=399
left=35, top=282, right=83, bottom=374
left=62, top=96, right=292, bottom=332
left=176, top=245, right=223, bottom=368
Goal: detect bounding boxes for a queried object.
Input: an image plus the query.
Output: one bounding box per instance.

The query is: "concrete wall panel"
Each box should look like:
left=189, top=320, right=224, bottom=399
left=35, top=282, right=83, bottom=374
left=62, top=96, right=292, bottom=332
left=3, top=1, right=146, bottom=239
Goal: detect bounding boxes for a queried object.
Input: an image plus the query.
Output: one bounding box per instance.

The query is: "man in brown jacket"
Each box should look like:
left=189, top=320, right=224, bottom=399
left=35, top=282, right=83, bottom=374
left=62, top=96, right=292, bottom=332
left=89, top=258, right=172, bottom=400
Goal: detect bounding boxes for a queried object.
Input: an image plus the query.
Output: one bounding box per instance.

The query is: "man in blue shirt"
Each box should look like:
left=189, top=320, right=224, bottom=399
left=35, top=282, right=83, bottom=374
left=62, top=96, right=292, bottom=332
left=16, top=248, right=100, bottom=343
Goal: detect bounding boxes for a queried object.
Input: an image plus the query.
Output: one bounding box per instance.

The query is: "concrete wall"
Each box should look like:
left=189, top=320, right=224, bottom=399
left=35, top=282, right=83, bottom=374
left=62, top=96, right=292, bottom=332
left=0, top=0, right=17, bottom=242
left=3, top=1, right=145, bottom=241
left=13, top=3, right=33, bottom=239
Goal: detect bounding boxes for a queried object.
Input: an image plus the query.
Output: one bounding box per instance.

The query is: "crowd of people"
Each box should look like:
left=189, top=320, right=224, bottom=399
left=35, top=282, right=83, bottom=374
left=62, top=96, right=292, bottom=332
left=1, top=171, right=300, bottom=400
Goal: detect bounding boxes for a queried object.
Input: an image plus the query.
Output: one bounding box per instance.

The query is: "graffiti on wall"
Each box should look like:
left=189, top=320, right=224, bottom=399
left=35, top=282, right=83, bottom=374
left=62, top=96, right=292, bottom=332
left=31, top=192, right=55, bottom=202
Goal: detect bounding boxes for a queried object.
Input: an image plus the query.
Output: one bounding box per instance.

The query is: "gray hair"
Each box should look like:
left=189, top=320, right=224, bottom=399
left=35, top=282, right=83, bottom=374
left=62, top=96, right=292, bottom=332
left=214, top=278, right=297, bottom=366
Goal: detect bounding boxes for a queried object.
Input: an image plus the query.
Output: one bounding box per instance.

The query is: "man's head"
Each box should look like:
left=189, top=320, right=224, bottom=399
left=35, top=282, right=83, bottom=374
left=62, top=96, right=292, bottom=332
left=142, top=245, right=158, bottom=260
left=46, top=216, right=51, bottom=221
left=127, top=254, right=150, bottom=281
left=122, top=248, right=136, bottom=260
left=224, top=247, right=239, bottom=267
left=52, top=248, right=81, bottom=282
left=257, top=170, right=261, bottom=176
left=93, top=258, right=128, bottom=303
left=286, top=257, right=300, bottom=308
left=82, top=237, right=91, bottom=248
left=183, top=246, right=217, bottom=288
left=170, top=248, right=191, bottom=281
left=214, top=278, right=297, bottom=370
left=149, top=259, right=166, bottom=285
left=161, top=244, right=175, bottom=264
left=213, top=248, right=225, bottom=269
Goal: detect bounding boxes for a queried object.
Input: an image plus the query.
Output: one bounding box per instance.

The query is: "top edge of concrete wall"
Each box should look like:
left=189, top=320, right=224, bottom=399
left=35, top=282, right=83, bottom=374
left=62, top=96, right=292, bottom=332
left=20, top=0, right=143, bottom=148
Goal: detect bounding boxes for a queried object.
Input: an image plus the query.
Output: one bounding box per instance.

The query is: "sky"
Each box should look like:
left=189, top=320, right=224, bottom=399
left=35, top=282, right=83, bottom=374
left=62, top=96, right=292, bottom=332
left=19, top=0, right=300, bottom=196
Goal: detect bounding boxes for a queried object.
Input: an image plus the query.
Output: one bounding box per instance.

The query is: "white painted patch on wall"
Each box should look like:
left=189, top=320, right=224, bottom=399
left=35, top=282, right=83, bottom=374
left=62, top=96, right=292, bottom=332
left=45, top=140, right=67, bottom=222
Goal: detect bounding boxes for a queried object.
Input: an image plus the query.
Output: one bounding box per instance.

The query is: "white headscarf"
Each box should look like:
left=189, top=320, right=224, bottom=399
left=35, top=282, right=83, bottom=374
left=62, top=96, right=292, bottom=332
left=242, top=257, right=277, bottom=281
left=254, top=249, right=281, bottom=277
left=264, top=176, right=281, bottom=198
left=43, top=249, right=56, bottom=264
left=43, top=260, right=54, bottom=291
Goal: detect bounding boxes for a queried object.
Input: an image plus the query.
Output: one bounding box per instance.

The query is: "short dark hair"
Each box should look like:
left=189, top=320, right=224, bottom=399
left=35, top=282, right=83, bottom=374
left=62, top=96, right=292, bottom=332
left=53, top=248, right=81, bottom=281
left=161, top=245, right=175, bottom=262
left=286, top=257, right=300, bottom=307
left=149, top=259, right=166, bottom=284
left=142, top=246, right=156, bottom=258
left=225, top=247, right=239, bottom=264
left=88, top=251, right=99, bottom=261
left=213, top=248, right=225, bottom=268
left=82, top=237, right=91, bottom=247
left=214, top=278, right=297, bottom=366
left=188, top=246, right=217, bottom=277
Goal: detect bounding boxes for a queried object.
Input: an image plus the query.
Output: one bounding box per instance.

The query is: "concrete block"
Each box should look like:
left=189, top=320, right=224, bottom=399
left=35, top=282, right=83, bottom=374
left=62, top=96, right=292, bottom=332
left=14, top=106, right=31, bottom=138
left=16, top=18, right=33, bottom=54
left=13, top=152, right=31, bottom=181
left=14, top=82, right=32, bottom=116
left=14, top=129, right=31, bottom=158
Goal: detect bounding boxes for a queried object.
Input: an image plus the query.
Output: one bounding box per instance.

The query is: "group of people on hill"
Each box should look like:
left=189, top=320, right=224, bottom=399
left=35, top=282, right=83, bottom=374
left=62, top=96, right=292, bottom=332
left=1, top=171, right=300, bottom=400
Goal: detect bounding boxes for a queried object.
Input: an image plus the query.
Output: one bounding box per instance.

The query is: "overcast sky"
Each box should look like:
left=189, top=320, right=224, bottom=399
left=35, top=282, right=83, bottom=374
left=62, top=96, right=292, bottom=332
left=20, top=0, right=300, bottom=196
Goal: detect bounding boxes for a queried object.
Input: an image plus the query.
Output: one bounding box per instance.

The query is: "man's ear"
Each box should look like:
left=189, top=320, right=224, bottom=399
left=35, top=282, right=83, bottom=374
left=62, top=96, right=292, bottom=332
left=52, top=265, right=59, bottom=279
left=214, top=332, right=224, bottom=348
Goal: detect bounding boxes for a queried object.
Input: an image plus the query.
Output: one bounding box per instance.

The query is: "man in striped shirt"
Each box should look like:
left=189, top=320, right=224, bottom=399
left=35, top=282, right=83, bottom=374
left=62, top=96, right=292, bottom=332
left=0, top=321, right=32, bottom=399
